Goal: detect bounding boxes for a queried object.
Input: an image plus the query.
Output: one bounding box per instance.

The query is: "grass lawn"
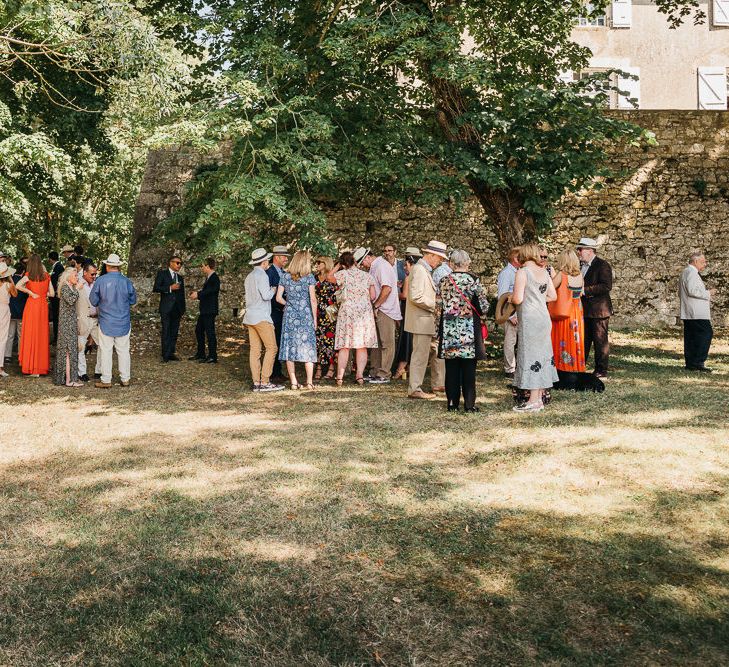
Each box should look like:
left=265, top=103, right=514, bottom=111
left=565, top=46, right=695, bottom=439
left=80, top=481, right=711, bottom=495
left=1, top=322, right=728, bottom=665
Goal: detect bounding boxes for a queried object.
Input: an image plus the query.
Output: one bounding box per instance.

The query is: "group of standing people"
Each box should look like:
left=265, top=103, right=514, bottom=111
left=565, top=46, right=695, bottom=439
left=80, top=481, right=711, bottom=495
left=0, top=247, right=137, bottom=388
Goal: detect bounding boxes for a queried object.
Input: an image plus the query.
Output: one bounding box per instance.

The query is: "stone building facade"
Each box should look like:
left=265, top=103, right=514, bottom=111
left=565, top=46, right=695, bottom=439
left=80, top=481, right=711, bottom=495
left=130, top=111, right=729, bottom=326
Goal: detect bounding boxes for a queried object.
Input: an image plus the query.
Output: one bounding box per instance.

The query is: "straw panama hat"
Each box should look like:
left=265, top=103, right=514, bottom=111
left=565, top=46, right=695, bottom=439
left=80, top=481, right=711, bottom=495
left=575, top=237, right=599, bottom=250
left=421, top=240, right=448, bottom=259
left=61, top=245, right=74, bottom=253
left=353, top=246, right=371, bottom=265
left=102, top=253, right=124, bottom=266
left=0, top=262, right=13, bottom=279
left=271, top=245, right=290, bottom=256
left=404, top=246, right=422, bottom=257
left=249, top=248, right=273, bottom=265
left=495, top=293, right=516, bottom=325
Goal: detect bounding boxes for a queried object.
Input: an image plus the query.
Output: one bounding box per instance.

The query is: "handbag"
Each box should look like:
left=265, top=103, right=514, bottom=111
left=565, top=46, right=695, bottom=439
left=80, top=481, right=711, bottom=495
left=447, top=275, right=489, bottom=361
left=548, top=272, right=571, bottom=321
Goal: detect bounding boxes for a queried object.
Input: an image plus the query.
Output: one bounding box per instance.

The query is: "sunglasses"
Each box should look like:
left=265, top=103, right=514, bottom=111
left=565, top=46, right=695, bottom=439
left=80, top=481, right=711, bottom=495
left=540, top=255, right=548, bottom=259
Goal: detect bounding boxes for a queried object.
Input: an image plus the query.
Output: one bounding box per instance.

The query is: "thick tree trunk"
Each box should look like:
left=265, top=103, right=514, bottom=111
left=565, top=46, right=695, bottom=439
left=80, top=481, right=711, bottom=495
left=467, top=179, right=537, bottom=256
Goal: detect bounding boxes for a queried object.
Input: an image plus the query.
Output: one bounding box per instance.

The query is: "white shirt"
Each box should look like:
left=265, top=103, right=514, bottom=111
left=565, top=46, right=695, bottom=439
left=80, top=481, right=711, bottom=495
left=497, top=262, right=518, bottom=297
left=580, top=258, right=594, bottom=277
left=81, top=279, right=97, bottom=316
left=369, top=256, right=402, bottom=321
left=243, top=266, right=276, bottom=325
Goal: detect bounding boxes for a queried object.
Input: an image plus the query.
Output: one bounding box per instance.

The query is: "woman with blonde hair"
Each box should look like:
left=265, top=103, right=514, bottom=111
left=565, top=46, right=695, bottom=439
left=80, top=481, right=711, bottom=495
left=276, top=250, right=318, bottom=389
left=510, top=242, right=558, bottom=412
left=550, top=248, right=586, bottom=379
left=313, top=255, right=337, bottom=380
left=53, top=266, right=84, bottom=387
left=16, top=254, right=54, bottom=377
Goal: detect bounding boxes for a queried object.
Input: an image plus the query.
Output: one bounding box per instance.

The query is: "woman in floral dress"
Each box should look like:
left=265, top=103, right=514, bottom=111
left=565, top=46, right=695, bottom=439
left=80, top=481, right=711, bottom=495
left=333, top=251, right=377, bottom=385
left=276, top=251, right=318, bottom=389
left=314, top=256, right=337, bottom=380
left=436, top=250, right=489, bottom=412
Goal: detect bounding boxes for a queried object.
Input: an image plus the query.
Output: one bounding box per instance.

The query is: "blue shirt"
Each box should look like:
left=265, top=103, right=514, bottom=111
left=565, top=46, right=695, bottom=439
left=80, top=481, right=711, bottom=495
left=432, top=263, right=453, bottom=295
left=89, top=272, right=137, bottom=337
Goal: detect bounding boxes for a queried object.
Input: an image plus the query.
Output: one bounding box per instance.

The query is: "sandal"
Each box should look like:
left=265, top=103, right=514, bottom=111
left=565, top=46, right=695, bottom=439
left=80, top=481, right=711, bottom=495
left=355, top=376, right=365, bottom=385
left=324, top=370, right=335, bottom=380
left=336, top=377, right=344, bottom=387
left=305, top=383, right=315, bottom=391
left=392, top=368, right=406, bottom=380
left=314, top=367, right=322, bottom=380
left=290, top=382, right=301, bottom=390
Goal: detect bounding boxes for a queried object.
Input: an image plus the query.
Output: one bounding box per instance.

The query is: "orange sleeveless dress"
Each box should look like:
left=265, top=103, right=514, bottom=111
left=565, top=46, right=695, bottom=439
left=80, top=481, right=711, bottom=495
left=19, top=275, right=51, bottom=375
left=551, top=278, right=586, bottom=373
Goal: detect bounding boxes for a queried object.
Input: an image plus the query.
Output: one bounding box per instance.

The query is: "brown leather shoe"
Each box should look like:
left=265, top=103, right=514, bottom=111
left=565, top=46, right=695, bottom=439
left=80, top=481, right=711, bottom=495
left=95, top=381, right=112, bottom=389
left=408, top=390, right=436, bottom=400
left=432, top=386, right=446, bottom=393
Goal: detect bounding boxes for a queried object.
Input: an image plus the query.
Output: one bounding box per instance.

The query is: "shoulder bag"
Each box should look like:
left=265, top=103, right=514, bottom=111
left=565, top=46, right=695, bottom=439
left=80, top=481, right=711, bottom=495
left=548, top=272, right=571, bottom=321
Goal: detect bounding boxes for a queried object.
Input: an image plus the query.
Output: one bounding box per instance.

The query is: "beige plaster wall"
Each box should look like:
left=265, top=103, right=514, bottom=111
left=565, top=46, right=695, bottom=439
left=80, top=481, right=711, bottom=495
left=573, top=1, right=729, bottom=109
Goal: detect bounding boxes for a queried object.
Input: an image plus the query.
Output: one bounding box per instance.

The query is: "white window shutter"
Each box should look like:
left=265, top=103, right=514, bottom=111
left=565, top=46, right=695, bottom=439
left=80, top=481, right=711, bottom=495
left=612, top=0, right=632, bottom=27
left=617, top=67, right=640, bottom=109
left=713, top=0, right=729, bottom=26
left=697, top=67, right=728, bottom=110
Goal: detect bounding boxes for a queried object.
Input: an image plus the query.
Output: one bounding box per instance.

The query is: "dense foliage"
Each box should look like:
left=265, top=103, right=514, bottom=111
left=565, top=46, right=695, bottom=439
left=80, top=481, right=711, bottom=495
left=0, top=0, right=190, bottom=260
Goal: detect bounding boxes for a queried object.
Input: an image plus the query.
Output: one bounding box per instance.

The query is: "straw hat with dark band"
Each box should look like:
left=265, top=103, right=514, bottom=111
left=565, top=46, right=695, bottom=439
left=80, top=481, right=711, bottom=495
left=495, top=292, right=516, bottom=324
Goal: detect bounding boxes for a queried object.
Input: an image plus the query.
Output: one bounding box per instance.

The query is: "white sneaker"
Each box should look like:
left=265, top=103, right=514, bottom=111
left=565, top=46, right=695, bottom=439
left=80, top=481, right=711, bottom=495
left=254, top=383, right=285, bottom=393
left=512, top=402, right=544, bottom=413
left=0, top=370, right=8, bottom=378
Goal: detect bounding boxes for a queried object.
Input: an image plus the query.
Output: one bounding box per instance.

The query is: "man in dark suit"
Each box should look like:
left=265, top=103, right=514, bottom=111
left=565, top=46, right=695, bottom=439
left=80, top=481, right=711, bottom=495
left=189, top=257, right=220, bottom=363
left=577, top=237, right=613, bottom=378
left=48, top=250, right=64, bottom=343
left=265, top=245, right=289, bottom=381
left=153, top=255, right=186, bottom=361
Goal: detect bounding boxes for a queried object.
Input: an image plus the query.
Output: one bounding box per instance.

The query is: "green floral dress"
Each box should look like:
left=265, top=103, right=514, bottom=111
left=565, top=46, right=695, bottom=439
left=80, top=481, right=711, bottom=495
left=437, top=272, right=488, bottom=359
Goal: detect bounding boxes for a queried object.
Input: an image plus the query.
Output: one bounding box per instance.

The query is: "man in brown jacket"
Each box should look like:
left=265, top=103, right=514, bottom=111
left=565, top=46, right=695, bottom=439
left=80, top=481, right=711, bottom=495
left=405, top=240, right=448, bottom=399
left=577, top=237, right=613, bottom=378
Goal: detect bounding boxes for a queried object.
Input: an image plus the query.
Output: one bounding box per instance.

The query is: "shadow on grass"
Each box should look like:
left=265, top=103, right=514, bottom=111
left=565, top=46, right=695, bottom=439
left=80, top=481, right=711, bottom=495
left=2, top=457, right=728, bottom=665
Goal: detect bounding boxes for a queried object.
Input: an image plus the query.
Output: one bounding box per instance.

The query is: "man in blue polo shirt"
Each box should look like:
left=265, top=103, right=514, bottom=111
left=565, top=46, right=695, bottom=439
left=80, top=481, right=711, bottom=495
left=89, top=254, right=137, bottom=388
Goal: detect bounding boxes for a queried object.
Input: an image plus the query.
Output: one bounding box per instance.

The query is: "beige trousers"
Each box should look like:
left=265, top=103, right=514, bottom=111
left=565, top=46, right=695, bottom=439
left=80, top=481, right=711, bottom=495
left=369, top=311, right=397, bottom=379
left=503, top=319, right=518, bottom=373
left=408, top=334, right=444, bottom=393
left=248, top=322, right=278, bottom=385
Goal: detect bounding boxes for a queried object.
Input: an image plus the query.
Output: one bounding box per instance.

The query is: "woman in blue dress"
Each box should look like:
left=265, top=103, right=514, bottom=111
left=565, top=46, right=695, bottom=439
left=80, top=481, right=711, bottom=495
left=275, top=250, right=318, bottom=389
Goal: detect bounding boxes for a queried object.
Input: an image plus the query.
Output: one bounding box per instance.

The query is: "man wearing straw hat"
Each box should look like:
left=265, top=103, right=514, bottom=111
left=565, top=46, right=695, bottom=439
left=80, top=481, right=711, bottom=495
left=244, top=248, right=285, bottom=392
left=89, top=254, right=137, bottom=388
left=266, top=244, right=290, bottom=382
left=405, top=240, right=448, bottom=399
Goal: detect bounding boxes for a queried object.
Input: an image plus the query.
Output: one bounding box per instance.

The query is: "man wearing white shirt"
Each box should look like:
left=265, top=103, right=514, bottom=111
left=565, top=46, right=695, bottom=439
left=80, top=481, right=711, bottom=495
left=496, top=247, right=520, bottom=378
left=360, top=249, right=402, bottom=383
left=76, top=262, right=102, bottom=381
left=679, top=251, right=716, bottom=372
left=243, top=248, right=284, bottom=392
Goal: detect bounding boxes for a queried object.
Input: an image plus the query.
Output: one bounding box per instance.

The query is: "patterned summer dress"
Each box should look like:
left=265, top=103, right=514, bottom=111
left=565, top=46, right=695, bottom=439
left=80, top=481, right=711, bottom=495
left=278, top=272, right=317, bottom=363
left=334, top=267, right=378, bottom=350
left=54, top=283, right=80, bottom=385
left=437, top=272, right=489, bottom=359
left=315, top=279, right=337, bottom=366
left=551, top=274, right=586, bottom=372
left=513, top=268, right=559, bottom=390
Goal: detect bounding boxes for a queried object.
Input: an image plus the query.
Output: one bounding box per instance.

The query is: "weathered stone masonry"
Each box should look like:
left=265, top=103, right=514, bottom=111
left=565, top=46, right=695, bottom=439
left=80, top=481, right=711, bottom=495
left=130, top=111, right=729, bottom=326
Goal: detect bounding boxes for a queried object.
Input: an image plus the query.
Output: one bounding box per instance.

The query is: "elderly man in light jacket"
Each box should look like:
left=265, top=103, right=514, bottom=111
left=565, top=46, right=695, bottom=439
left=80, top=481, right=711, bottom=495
left=679, top=251, right=716, bottom=372
left=405, top=240, right=447, bottom=399
left=76, top=262, right=102, bottom=381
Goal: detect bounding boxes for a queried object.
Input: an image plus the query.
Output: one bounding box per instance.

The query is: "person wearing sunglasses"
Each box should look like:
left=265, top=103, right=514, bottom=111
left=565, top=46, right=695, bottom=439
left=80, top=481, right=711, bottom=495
left=153, top=255, right=187, bottom=362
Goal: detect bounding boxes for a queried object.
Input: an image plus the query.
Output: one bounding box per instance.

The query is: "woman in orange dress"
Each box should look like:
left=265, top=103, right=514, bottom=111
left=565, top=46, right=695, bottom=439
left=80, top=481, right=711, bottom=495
left=550, top=249, right=586, bottom=374
left=16, top=254, right=54, bottom=376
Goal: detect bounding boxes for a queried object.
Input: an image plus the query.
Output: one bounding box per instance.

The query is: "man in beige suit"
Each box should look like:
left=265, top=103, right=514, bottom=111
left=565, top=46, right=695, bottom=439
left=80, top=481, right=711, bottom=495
left=679, top=251, right=715, bottom=372
left=77, top=262, right=102, bottom=381
left=405, top=240, right=448, bottom=399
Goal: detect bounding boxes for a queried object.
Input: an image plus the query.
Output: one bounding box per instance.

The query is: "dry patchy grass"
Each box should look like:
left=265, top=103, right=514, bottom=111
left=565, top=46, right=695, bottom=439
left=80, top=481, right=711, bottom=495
left=1, top=320, right=728, bottom=665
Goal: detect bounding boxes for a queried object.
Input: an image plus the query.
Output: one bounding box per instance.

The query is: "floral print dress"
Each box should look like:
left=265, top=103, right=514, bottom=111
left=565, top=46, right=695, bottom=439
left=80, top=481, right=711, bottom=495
left=551, top=275, right=586, bottom=372
left=278, top=272, right=317, bottom=363
left=513, top=268, right=559, bottom=390
left=437, top=272, right=489, bottom=359
left=334, top=268, right=378, bottom=350
left=315, top=279, right=337, bottom=366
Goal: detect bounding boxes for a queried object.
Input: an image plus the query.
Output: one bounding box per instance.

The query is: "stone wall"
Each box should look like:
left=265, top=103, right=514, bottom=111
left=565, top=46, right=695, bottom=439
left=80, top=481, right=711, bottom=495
left=130, top=111, right=729, bottom=326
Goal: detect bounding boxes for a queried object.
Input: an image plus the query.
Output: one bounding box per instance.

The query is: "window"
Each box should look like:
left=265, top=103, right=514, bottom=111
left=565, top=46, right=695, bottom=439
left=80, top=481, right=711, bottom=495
left=578, top=69, right=619, bottom=108
left=576, top=3, right=606, bottom=26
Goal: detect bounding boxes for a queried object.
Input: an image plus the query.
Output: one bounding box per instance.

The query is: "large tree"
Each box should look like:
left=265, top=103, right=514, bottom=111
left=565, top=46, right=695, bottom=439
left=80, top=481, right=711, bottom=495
left=0, top=0, right=190, bottom=258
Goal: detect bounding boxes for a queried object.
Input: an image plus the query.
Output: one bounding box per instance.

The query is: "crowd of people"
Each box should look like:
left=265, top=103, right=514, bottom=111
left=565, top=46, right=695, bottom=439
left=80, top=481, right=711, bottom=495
left=0, top=237, right=717, bottom=413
